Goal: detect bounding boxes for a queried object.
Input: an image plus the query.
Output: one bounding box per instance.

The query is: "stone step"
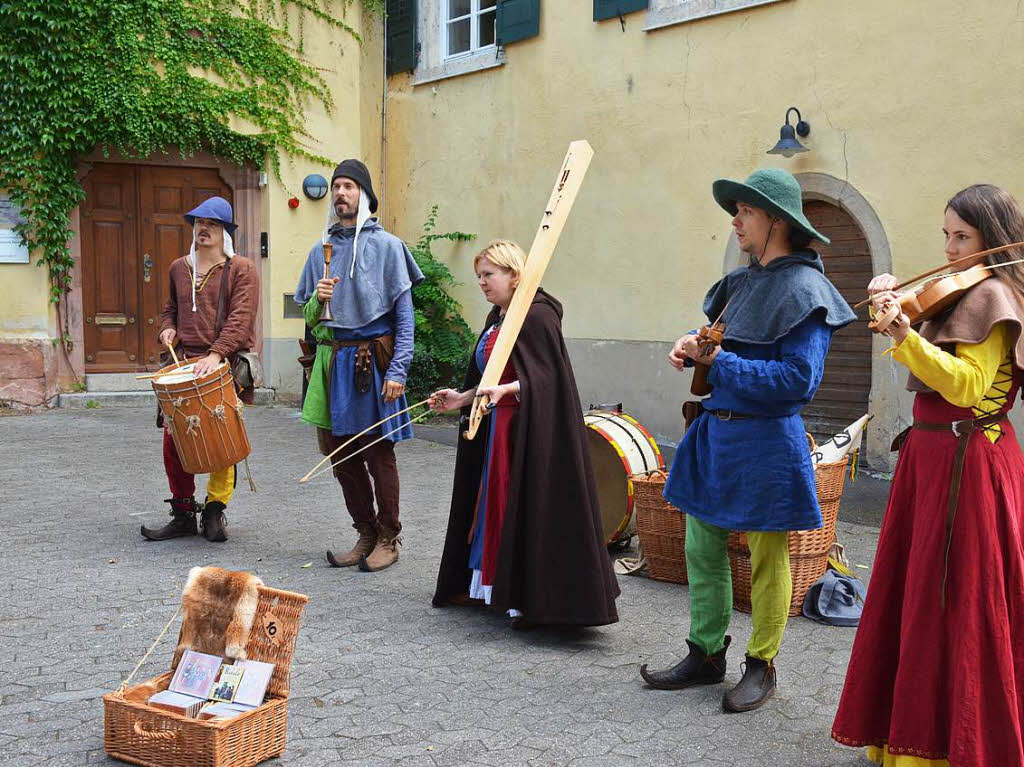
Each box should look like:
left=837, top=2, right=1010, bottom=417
left=85, top=373, right=152, bottom=392
left=59, top=387, right=274, bottom=408
left=59, top=391, right=155, bottom=408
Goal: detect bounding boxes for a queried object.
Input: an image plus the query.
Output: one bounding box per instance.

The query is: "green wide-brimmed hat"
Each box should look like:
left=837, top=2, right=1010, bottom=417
left=712, top=168, right=829, bottom=245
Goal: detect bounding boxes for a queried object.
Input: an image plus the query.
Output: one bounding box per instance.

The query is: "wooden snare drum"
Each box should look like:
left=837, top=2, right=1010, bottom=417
left=584, top=407, right=664, bottom=547
left=152, top=360, right=251, bottom=475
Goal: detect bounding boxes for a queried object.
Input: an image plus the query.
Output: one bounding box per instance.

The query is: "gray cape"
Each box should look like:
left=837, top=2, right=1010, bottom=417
left=703, top=250, right=857, bottom=344
left=294, top=219, right=425, bottom=329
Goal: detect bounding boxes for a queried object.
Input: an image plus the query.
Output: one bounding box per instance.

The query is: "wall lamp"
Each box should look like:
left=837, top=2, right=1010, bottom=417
left=767, top=107, right=810, bottom=158
left=302, top=173, right=329, bottom=200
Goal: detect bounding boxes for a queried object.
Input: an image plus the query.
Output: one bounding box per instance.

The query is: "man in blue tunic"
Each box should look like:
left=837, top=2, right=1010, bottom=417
left=294, top=160, right=424, bottom=572
left=640, top=168, right=856, bottom=711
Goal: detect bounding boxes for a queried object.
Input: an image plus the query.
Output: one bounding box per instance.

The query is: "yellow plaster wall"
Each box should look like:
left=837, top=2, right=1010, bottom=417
left=0, top=260, right=54, bottom=338
left=383, top=0, right=1024, bottom=341
left=262, top=6, right=384, bottom=344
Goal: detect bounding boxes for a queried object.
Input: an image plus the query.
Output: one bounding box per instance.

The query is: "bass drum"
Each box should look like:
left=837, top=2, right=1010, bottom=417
left=584, top=408, right=664, bottom=548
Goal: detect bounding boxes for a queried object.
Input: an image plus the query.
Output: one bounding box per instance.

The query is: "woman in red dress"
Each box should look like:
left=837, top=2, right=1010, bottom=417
left=430, top=240, right=619, bottom=629
left=832, top=184, right=1024, bottom=766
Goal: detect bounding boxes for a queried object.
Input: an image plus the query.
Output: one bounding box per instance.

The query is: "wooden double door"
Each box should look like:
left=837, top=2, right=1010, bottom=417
left=80, top=164, right=232, bottom=371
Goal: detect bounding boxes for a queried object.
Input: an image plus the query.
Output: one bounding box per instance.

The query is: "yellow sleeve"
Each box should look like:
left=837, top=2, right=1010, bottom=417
left=891, top=323, right=1010, bottom=408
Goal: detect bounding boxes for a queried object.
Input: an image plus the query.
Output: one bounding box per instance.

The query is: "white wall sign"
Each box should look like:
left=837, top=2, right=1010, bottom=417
left=0, top=196, right=30, bottom=264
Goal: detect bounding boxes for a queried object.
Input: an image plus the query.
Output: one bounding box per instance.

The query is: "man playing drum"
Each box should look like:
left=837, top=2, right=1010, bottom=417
left=294, top=160, right=423, bottom=572
left=141, top=197, right=259, bottom=544
left=639, top=169, right=855, bottom=711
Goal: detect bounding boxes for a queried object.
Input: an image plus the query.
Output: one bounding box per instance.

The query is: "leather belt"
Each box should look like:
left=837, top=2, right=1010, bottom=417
left=319, top=334, right=393, bottom=394
left=911, top=411, right=1008, bottom=607
left=707, top=409, right=756, bottom=421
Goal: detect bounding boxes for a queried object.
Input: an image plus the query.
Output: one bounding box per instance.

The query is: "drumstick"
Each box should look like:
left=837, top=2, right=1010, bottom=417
left=304, top=410, right=433, bottom=483
left=166, top=343, right=180, bottom=366
left=299, top=398, right=432, bottom=483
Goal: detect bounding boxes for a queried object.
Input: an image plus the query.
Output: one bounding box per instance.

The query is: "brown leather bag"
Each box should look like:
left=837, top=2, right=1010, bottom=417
left=682, top=401, right=705, bottom=432
left=373, top=334, right=395, bottom=374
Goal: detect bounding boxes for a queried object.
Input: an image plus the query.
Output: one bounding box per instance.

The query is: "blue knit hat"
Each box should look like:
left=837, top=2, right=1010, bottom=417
left=184, top=196, right=237, bottom=234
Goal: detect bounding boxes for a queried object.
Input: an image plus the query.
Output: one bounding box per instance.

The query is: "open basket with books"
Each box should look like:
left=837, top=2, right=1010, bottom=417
left=103, top=575, right=308, bottom=767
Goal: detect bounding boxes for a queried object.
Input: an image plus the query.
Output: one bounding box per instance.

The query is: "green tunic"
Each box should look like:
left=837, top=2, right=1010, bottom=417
left=301, top=295, right=333, bottom=431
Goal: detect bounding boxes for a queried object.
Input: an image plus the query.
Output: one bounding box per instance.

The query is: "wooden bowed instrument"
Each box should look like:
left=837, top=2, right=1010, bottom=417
left=690, top=320, right=725, bottom=396
left=854, top=241, right=1024, bottom=334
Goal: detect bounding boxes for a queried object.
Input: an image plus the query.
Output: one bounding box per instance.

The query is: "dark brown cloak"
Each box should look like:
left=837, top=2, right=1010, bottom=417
left=908, top=275, right=1024, bottom=392
left=432, top=289, right=620, bottom=626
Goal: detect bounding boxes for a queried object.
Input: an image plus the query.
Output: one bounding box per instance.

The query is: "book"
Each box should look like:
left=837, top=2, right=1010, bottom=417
left=168, top=650, right=223, bottom=700
left=148, top=690, right=206, bottom=718
left=231, top=659, right=275, bottom=708
left=197, top=701, right=253, bottom=721
left=210, top=664, right=245, bottom=703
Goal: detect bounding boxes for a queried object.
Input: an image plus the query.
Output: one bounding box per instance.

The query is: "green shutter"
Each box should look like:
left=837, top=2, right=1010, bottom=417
left=385, top=0, right=417, bottom=75
left=496, top=0, right=540, bottom=46
left=593, top=0, right=648, bottom=22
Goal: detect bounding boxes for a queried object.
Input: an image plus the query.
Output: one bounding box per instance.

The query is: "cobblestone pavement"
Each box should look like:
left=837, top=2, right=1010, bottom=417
left=0, top=407, right=882, bottom=766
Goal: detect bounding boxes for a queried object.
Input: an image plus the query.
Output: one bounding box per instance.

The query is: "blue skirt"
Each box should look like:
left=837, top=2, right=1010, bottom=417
left=663, top=412, right=821, bottom=532
left=328, top=347, right=414, bottom=442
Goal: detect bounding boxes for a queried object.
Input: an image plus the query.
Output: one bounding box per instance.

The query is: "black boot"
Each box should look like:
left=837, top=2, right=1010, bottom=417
left=200, top=501, right=228, bottom=543
left=141, top=497, right=198, bottom=541
left=640, top=636, right=730, bottom=690
left=722, top=655, right=776, bottom=712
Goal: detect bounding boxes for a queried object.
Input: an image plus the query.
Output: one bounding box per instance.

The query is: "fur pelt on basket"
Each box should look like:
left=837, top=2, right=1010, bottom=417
left=172, top=566, right=264, bottom=668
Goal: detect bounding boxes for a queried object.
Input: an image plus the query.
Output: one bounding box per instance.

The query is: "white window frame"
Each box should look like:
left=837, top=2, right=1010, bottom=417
left=441, top=0, right=497, bottom=62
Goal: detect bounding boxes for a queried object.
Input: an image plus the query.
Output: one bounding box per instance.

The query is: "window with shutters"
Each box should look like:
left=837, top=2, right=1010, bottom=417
left=644, top=0, right=788, bottom=32
left=409, top=0, right=505, bottom=85
left=442, top=0, right=497, bottom=60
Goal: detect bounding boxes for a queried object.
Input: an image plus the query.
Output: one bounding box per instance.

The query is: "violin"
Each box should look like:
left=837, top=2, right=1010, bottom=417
left=690, top=320, right=725, bottom=395
left=869, top=264, right=991, bottom=334
left=856, top=240, right=1024, bottom=334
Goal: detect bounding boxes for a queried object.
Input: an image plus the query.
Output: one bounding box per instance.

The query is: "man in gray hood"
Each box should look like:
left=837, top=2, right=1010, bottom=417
left=294, top=159, right=424, bottom=572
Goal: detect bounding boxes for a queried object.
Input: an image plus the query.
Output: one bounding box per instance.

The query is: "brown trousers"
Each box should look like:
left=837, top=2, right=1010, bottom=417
left=317, top=428, right=401, bottom=535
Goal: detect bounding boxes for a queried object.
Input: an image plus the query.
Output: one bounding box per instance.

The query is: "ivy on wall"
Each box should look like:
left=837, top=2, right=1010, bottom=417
left=0, top=0, right=381, bottom=349
left=407, top=206, right=477, bottom=403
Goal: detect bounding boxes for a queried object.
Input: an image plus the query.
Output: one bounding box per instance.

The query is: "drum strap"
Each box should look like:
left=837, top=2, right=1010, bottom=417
left=214, top=257, right=231, bottom=337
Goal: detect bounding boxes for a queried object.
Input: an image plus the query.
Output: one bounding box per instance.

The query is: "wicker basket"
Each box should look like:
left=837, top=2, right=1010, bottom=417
left=728, top=453, right=849, bottom=616
left=634, top=470, right=688, bottom=584
left=103, top=585, right=309, bottom=767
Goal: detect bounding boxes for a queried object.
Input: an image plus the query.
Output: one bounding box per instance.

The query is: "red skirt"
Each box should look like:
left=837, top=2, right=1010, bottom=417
left=832, top=391, right=1024, bottom=765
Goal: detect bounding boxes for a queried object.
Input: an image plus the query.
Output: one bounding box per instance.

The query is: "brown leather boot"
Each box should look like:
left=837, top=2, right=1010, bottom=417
left=640, top=636, right=730, bottom=690
left=722, top=655, right=776, bottom=713
left=140, top=497, right=199, bottom=541
left=359, top=527, right=401, bottom=572
left=326, top=525, right=377, bottom=568
left=199, top=501, right=228, bottom=543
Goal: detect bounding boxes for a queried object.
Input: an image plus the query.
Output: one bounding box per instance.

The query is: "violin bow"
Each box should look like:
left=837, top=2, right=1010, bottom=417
left=853, top=240, right=1024, bottom=309
left=298, top=398, right=432, bottom=483
left=304, top=409, right=434, bottom=482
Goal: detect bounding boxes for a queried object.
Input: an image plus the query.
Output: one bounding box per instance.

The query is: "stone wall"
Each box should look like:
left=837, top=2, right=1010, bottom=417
left=0, top=340, right=58, bottom=408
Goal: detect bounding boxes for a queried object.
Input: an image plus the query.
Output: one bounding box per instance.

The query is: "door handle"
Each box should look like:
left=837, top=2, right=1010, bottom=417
left=143, top=252, right=153, bottom=283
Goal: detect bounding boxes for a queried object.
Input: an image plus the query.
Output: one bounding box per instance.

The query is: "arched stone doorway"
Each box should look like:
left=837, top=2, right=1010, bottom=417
left=800, top=200, right=873, bottom=444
